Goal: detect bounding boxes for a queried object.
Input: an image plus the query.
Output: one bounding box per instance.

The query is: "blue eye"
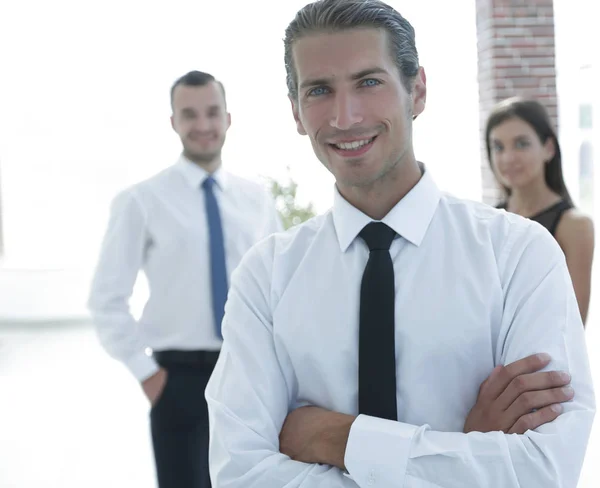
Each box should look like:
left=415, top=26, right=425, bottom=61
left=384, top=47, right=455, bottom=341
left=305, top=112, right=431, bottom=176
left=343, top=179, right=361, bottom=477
left=308, top=86, right=330, bottom=97
left=515, top=139, right=530, bottom=149
left=362, top=79, right=381, bottom=87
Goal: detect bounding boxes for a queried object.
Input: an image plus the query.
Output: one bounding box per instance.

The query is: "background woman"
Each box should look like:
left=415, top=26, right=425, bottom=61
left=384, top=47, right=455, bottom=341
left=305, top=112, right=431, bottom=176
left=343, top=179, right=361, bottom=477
left=486, top=97, right=594, bottom=325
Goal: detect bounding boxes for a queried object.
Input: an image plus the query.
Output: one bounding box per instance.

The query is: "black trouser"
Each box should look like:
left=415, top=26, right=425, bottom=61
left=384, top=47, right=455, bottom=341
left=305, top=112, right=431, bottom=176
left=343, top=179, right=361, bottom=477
left=150, top=350, right=219, bottom=488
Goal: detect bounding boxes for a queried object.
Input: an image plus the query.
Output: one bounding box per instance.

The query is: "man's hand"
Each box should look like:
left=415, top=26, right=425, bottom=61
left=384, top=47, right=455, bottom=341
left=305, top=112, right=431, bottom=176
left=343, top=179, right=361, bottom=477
left=142, top=368, right=168, bottom=406
left=279, top=406, right=355, bottom=469
left=464, top=353, right=573, bottom=434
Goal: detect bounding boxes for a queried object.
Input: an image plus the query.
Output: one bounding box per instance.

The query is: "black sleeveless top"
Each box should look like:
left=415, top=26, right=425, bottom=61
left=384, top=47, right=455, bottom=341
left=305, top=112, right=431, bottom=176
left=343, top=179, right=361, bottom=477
left=497, top=200, right=574, bottom=237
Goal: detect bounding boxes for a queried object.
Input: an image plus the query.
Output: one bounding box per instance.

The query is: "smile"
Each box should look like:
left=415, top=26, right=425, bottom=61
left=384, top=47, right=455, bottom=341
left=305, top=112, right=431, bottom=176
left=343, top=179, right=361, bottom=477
left=332, top=137, right=375, bottom=150
left=329, top=136, right=377, bottom=156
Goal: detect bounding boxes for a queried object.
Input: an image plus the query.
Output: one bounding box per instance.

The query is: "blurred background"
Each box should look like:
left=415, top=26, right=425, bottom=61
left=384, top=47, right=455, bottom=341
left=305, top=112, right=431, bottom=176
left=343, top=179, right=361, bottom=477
left=1, top=0, right=599, bottom=486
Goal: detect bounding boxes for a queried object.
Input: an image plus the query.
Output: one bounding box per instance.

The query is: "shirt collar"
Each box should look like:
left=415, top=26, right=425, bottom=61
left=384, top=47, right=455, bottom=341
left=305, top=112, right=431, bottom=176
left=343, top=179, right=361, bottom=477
left=332, top=166, right=441, bottom=252
left=174, top=154, right=228, bottom=191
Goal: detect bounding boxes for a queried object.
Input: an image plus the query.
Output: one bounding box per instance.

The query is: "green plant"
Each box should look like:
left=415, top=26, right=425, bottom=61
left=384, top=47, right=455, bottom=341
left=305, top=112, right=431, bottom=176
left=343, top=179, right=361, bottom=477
left=267, top=170, right=316, bottom=230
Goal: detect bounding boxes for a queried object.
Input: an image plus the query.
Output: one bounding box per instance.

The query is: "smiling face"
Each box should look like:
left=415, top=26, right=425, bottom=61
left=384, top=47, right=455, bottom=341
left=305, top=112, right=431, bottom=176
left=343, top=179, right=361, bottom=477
left=289, top=27, right=426, bottom=192
left=170, top=81, right=231, bottom=167
left=489, top=116, right=555, bottom=191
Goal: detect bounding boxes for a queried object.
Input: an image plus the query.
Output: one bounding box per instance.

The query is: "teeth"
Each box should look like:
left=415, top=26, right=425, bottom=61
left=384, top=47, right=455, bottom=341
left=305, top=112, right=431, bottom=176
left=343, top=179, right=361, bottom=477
left=335, top=138, right=373, bottom=150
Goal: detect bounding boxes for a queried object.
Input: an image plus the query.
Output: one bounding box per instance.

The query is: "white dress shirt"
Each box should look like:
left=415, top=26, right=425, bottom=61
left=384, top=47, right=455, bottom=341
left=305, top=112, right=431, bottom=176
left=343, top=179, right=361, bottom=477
left=206, top=169, right=595, bottom=488
left=87, top=156, right=282, bottom=382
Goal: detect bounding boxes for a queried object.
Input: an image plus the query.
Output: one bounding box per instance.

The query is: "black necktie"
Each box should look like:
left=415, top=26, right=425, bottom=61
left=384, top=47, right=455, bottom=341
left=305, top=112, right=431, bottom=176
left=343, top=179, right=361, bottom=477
left=358, top=222, right=398, bottom=421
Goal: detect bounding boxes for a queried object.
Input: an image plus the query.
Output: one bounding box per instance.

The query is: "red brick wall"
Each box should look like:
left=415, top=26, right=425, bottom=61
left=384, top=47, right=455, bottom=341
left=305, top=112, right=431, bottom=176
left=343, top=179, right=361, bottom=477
left=476, top=0, right=558, bottom=204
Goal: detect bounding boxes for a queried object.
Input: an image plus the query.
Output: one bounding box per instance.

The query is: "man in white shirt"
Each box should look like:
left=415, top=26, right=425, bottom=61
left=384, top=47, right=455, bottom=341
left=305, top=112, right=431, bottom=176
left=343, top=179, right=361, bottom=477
left=88, top=70, right=281, bottom=488
left=205, top=1, right=595, bottom=487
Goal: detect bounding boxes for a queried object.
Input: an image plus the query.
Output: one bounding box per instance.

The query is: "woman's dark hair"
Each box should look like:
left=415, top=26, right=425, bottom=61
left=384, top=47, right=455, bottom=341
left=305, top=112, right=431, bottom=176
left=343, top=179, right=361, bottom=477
left=485, top=97, right=572, bottom=204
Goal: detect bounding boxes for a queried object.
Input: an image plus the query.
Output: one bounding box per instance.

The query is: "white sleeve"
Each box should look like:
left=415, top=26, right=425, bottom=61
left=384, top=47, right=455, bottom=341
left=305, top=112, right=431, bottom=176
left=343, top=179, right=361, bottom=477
left=206, top=240, right=355, bottom=487
left=344, top=225, right=595, bottom=488
left=87, top=189, right=158, bottom=381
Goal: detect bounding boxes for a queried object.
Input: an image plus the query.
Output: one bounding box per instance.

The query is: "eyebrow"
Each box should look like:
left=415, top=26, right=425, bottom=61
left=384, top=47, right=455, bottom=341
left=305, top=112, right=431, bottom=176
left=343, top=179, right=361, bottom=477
left=491, top=134, right=530, bottom=144
left=492, top=134, right=530, bottom=141
left=298, top=67, right=389, bottom=91
left=180, top=105, right=221, bottom=113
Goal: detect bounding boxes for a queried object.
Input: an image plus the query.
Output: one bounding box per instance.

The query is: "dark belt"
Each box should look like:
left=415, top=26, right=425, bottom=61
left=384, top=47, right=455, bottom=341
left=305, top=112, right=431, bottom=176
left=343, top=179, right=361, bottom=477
left=153, top=349, right=221, bottom=367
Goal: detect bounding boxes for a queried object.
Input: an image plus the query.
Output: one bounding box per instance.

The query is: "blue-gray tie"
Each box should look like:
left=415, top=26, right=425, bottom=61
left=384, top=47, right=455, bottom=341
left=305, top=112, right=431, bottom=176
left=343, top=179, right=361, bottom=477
left=202, top=176, right=227, bottom=339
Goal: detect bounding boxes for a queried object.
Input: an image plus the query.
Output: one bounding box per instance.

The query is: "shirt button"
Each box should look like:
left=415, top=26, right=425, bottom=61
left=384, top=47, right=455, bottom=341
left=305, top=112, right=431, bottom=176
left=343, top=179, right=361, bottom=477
left=367, top=469, right=376, bottom=485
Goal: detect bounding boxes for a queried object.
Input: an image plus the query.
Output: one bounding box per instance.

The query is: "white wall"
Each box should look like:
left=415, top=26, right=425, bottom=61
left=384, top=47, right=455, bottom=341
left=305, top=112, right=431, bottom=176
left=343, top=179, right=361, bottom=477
left=0, top=0, right=480, bottom=318
left=555, top=0, right=599, bottom=209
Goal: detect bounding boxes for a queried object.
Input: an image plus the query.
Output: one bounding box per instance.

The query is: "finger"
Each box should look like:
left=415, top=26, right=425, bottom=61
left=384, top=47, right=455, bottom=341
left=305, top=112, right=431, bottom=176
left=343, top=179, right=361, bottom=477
left=508, top=403, right=564, bottom=435
left=482, top=353, right=552, bottom=400
left=505, top=386, right=574, bottom=426
left=478, top=364, right=502, bottom=394
left=496, top=370, right=571, bottom=411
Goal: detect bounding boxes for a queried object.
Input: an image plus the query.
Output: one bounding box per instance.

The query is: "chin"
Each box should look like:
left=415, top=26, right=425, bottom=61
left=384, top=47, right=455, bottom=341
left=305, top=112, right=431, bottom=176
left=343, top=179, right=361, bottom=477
left=189, top=151, right=220, bottom=164
left=192, top=143, right=216, bottom=153
left=506, top=177, right=531, bottom=190
left=335, top=170, right=383, bottom=189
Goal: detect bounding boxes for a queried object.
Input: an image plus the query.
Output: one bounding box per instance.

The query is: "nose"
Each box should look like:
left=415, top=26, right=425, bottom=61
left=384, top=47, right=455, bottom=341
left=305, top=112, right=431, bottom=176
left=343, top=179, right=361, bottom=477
left=330, top=92, right=363, bottom=130
left=499, top=149, right=518, bottom=166
left=194, top=116, right=211, bottom=133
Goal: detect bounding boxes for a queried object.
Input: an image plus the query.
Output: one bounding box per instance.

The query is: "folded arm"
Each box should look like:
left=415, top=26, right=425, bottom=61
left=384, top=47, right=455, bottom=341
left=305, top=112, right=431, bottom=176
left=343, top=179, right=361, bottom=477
left=342, top=226, right=595, bottom=487
left=206, top=240, right=356, bottom=487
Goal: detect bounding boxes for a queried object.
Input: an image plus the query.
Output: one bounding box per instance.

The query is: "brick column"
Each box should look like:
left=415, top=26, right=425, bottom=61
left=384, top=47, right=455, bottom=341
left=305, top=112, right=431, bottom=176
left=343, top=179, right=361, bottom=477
left=476, top=0, right=558, bottom=204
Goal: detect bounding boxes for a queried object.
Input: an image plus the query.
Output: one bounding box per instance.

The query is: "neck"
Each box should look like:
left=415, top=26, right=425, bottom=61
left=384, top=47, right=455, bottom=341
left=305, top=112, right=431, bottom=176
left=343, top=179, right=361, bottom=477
left=183, top=151, right=222, bottom=174
left=337, top=158, right=422, bottom=220
left=508, top=178, right=561, bottom=217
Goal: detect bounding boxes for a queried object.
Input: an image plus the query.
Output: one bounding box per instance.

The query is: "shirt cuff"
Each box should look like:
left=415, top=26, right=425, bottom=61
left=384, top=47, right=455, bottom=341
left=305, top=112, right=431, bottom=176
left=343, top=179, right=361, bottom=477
left=125, top=350, right=159, bottom=382
left=344, top=414, right=417, bottom=487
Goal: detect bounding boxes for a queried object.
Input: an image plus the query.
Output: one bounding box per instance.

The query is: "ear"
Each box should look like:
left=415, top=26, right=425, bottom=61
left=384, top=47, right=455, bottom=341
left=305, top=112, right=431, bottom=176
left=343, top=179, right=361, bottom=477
left=412, top=66, right=427, bottom=119
left=289, top=95, right=307, bottom=136
left=226, top=112, right=232, bottom=130
left=543, top=136, right=556, bottom=163
left=170, top=115, right=176, bottom=131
